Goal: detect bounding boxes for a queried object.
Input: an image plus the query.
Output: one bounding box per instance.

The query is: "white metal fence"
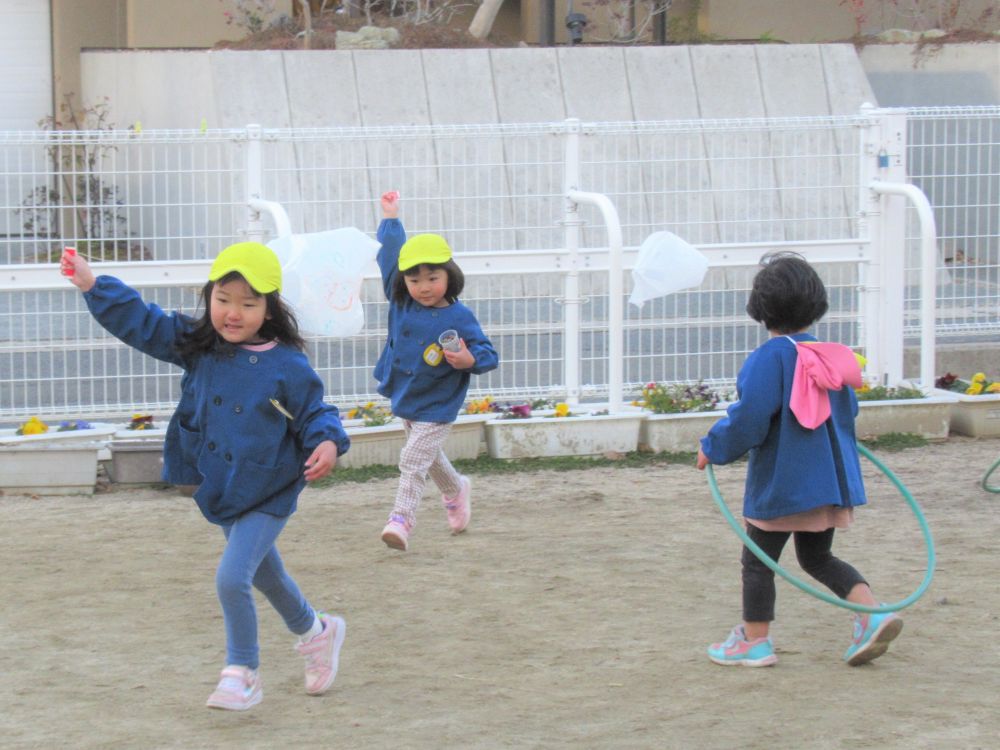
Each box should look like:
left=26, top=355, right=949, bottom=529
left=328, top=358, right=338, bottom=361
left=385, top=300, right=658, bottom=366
left=2, top=107, right=996, bottom=421
left=904, top=106, right=1000, bottom=339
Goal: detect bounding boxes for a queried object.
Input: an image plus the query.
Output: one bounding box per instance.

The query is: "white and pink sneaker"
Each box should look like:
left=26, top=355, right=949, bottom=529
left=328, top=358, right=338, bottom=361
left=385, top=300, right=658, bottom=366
left=295, top=612, right=346, bottom=695
left=206, top=665, right=263, bottom=710
left=442, top=475, right=472, bottom=534
left=381, top=514, right=413, bottom=551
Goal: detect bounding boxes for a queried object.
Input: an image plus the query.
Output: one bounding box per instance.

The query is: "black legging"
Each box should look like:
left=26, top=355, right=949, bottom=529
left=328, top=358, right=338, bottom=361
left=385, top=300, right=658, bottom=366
left=742, top=523, right=868, bottom=622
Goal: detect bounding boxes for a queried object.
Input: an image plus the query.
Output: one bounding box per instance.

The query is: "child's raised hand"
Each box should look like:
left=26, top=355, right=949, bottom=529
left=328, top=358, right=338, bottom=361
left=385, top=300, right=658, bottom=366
left=60, top=248, right=96, bottom=292
left=303, top=439, right=338, bottom=482
left=380, top=190, right=400, bottom=219
left=443, top=338, right=476, bottom=370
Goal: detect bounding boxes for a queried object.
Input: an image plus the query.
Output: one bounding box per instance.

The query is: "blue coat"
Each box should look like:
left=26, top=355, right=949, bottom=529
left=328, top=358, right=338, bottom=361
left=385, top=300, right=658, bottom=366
left=85, top=276, right=350, bottom=525
left=700, top=333, right=867, bottom=520
left=374, top=219, right=499, bottom=423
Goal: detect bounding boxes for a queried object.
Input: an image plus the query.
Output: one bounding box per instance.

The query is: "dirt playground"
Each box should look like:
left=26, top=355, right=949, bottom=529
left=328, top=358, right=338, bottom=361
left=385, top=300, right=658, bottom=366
left=1, top=436, right=997, bottom=749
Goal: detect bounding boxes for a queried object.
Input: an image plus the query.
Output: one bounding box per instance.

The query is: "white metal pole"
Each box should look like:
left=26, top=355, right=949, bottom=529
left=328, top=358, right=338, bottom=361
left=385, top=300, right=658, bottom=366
left=567, top=189, right=624, bottom=413
left=245, top=124, right=266, bottom=242
left=868, top=181, right=938, bottom=392
left=562, top=119, right=583, bottom=406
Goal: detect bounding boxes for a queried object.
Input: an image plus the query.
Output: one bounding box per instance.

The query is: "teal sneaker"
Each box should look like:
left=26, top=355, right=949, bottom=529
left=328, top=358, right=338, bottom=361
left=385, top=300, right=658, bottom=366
left=843, top=611, right=903, bottom=666
left=707, top=625, right=777, bottom=667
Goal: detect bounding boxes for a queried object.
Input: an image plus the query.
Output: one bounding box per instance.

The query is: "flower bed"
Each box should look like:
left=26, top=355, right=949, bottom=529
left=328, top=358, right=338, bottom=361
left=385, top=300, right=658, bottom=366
left=639, top=410, right=727, bottom=453
left=0, top=418, right=117, bottom=495
left=933, top=373, right=1000, bottom=437
left=856, top=395, right=955, bottom=441
left=484, top=412, right=643, bottom=459
left=338, top=414, right=488, bottom=469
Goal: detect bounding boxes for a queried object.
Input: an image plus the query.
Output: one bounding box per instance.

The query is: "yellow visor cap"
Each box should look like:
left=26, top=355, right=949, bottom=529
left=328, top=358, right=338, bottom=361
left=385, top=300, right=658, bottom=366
left=208, top=242, right=282, bottom=293
left=398, top=233, right=452, bottom=272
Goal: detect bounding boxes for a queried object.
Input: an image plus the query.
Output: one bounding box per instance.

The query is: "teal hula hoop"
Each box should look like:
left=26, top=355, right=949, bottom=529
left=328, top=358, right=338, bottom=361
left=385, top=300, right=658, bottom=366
left=706, top=443, right=935, bottom=614
left=981, top=455, right=1000, bottom=493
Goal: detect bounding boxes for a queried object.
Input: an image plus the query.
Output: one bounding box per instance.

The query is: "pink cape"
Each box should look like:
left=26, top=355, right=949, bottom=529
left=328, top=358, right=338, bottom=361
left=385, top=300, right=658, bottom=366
left=786, top=338, right=863, bottom=430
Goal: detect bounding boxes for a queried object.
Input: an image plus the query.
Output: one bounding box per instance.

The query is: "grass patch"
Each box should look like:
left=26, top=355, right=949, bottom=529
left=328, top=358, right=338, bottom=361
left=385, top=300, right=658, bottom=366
left=860, top=432, right=929, bottom=452
left=312, top=434, right=930, bottom=487
left=313, top=450, right=697, bottom=486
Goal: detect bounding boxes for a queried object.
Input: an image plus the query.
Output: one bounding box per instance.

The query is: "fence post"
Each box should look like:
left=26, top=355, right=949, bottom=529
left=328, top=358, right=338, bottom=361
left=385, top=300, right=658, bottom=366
left=244, top=124, right=266, bottom=242
left=562, top=119, right=583, bottom=406
left=859, top=106, right=908, bottom=385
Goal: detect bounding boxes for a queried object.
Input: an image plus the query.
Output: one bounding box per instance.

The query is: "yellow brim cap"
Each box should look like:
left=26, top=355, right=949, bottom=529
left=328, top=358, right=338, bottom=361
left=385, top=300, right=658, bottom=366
left=398, top=233, right=452, bottom=272
left=208, top=241, right=282, bottom=293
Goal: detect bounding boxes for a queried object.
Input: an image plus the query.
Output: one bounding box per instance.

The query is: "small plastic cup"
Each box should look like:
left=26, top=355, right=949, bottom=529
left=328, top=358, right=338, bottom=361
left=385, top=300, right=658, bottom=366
left=438, top=329, right=461, bottom=352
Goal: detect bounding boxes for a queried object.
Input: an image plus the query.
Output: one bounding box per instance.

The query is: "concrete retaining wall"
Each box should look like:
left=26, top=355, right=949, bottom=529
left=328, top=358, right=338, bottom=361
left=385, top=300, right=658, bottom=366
left=81, top=44, right=875, bottom=130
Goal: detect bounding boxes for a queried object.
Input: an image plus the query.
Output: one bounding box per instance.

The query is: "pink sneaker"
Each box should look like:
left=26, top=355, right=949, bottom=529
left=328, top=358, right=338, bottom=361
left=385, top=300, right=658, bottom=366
left=295, top=612, right=346, bottom=695
left=381, top=514, right=413, bottom=551
left=442, top=475, right=471, bottom=534
left=205, top=665, right=262, bottom=711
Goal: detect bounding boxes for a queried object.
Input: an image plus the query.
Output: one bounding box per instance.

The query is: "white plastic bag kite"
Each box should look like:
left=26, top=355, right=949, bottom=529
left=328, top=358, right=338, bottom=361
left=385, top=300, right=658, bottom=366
left=628, top=231, right=709, bottom=308
left=268, top=227, right=380, bottom=337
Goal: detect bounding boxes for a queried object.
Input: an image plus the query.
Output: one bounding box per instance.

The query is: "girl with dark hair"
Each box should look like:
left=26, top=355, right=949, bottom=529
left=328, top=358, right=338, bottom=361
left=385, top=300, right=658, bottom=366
left=61, top=243, right=350, bottom=711
left=696, top=252, right=902, bottom=668
left=374, top=191, right=498, bottom=552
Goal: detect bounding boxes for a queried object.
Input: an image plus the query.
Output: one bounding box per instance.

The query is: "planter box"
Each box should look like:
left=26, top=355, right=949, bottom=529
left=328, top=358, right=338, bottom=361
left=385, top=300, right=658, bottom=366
left=106, top=440, right=165, bottom=484
left=932, top=388, right=1000, bottom=437
left=0, top=442, right=103, bottom=495
left=0, top=423, right=117, bottom=495
left=484, top=413, right=643, bottom=459
left=639, top=410, right=727, bottom=453
left=338, top=415, right=487, bottom=469
left=856, top=395, right=956, bottom=441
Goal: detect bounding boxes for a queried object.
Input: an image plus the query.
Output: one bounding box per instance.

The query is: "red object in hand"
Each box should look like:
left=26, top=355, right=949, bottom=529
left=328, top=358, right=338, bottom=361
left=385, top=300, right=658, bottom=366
left=64, top=246, right=76, bottom=276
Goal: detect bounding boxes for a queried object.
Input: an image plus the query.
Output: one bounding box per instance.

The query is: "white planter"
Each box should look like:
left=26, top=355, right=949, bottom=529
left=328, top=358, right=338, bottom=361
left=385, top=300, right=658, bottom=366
left=338, top=415, right=486, bottom=469
left=932, top=388, right=1000, bottom=437
left=484, top=413, right=643, bottom=459
left=0, top=442, right=103, bottom=495
left=856, top=395, right=956, bottom=441
left=0, top=422, right=117, bottom=495
left=639, top=410, right=727, bottom=453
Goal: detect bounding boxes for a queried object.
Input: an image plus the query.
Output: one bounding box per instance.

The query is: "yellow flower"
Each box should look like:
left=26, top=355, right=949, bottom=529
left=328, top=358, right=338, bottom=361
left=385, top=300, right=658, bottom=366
left=987, top=382, right=1000, bottom=394
left=972, top=373, right=987, bottom=383
left=347, top=408, right=358, bottom=419
left=967, top=382, right=984, bottom=395
left=18, top=416, right=48, bottom=435
left=554, top=402, right=571, bottom=417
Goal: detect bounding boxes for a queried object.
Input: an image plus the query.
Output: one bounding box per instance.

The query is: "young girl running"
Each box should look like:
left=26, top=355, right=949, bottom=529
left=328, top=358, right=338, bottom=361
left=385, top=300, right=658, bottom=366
left=61, top=243, right=350, bottom=710
left=375, top=191, right=499, bottom=551
left=696, top=251, right=902, bottom=667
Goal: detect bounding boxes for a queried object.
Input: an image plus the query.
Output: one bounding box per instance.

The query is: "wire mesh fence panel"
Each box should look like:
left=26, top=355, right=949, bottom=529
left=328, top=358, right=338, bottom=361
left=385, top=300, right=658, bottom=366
left=2, top=109, right=994, bottom=420
left=905, top=106, right=1000, bottom=341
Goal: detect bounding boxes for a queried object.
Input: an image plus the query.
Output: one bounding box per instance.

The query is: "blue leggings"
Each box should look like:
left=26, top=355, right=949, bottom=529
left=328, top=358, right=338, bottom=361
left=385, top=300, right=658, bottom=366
left=218, top=511, right=315, bottom=669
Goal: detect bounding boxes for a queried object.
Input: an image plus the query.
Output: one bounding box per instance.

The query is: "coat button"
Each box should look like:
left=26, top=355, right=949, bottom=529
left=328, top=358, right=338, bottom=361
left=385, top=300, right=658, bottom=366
left=224, top=452, right=232, bottom=461
left=249, top=355, right=258, bottom=364
left=234, top=405, right=243, bottom=414
left=207, top=441, right=216, bottom=451
left=213, top=396, right=222, bottom=405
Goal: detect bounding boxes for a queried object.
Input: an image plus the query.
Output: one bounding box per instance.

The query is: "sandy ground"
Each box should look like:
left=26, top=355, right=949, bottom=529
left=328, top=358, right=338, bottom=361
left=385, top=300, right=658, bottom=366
left=1, top=436, right=998, bottom=750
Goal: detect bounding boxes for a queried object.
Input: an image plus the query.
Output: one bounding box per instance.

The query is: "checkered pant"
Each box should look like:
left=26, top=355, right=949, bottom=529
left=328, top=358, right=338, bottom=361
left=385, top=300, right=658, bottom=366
left=392, top=420, right=463, bottom=524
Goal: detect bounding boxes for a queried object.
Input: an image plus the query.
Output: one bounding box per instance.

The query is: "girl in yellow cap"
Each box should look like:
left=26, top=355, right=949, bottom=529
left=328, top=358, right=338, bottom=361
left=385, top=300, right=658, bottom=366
left=61, top=244, right=350, bottom=711
left=374, top=191, right=499, bottom=551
